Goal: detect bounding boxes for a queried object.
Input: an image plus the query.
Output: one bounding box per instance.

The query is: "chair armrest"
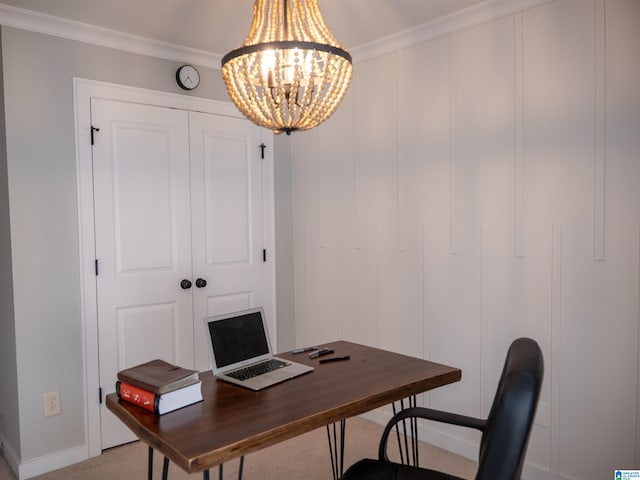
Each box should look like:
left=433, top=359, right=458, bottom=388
left=378, top=407, right=486, bottom=461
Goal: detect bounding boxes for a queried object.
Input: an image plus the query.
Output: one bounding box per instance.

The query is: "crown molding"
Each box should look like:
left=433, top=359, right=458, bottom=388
left=0, top=3, right=222, bottom=69
left=350, top=0, right=552, bottom=63
left=0, top=0, right=551, bottom=69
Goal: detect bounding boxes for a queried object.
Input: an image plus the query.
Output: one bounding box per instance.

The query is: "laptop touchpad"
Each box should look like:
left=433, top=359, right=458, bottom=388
left=265, top=370, right=293, bottom=381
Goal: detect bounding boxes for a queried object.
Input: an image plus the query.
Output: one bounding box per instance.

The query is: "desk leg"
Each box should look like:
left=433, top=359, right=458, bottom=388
left=326, top=419, right=346, bottom=480
left=148, top=447, right=153, bottom=480
left=162, top=456, right=169, bottom=480
left=215, top=456, right=244, bottom=480
left=392, top=395, right=419, bottom=467
left=147, top=449, right=244, bottom=480
left=144, top=448, right=169, bottom=480
left=145, top=449, right=169, bottom=480
left=238, top=455, right=245, bottom=479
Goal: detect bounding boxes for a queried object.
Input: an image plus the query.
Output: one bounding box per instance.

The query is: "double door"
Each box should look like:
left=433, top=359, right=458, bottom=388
left=91, top=99, right=269, bottom=449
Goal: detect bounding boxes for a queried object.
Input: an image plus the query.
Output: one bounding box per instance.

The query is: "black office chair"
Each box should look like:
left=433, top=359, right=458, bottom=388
left=341, top=337, right=544, bottom=480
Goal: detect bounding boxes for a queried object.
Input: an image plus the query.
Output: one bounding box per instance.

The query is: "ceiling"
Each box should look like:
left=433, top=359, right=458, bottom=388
left=0, top=0, right=488, bottom=54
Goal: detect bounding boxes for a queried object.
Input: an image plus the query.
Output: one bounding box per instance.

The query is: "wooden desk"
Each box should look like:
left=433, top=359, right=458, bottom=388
left=106, top=341, right=461, bottom=475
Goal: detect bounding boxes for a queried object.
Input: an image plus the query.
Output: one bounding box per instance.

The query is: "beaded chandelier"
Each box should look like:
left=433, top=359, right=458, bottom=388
left=221, top=0, right=353, bottom=135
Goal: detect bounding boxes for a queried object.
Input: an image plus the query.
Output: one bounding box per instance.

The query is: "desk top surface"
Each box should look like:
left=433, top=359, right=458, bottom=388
left=106, top=340, right=461, bottom=473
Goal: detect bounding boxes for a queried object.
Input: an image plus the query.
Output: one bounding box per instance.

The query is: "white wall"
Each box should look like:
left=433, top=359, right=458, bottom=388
left=288, top=1, right=640, bottom=478
left=0, top=25, right=228, bottom=475
left=0, top=27, right=20, bottom=463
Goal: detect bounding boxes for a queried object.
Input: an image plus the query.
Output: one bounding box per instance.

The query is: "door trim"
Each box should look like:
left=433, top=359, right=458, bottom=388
left=73, top=78, right=276, bottom=458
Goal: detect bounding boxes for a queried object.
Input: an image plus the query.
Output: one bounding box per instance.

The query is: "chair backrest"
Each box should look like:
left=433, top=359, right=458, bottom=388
left=476, top=338, right=544, bottom=480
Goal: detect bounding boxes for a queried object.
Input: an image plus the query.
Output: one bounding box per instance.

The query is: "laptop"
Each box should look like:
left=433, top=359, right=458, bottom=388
left=204, top=307, right=314, bottom=390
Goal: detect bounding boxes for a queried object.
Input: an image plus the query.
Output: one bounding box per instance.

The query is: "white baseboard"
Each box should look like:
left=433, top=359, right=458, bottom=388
left=357, top=410, right=565, bottom=480
left=16, top=444, right=88, bottom=480
left=0, top=433, right=20, bottom=478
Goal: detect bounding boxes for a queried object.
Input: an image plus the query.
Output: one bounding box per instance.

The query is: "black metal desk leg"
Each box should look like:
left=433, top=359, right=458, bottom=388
left=145, top=447, right=169, bottom=480
left=148, top=448, right=244, bottom=480
left=392, top=395, right=419, bottom=467
left=148, top=447, right=154, bottom=480
left=238, top=456, right=245, bottom=480
left=217, top=456, right=245, bottom=480
left=326, top=419, right=346, bottom=480
left=162, top=456, right=169, bottom=480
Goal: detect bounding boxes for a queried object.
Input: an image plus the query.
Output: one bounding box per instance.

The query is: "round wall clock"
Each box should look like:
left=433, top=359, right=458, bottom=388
left=176, top=64, right=200, bottom=90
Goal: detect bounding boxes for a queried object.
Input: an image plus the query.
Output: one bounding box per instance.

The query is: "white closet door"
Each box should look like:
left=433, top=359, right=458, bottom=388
left=92, top=99, right=194, bottom=449
left=189, top=111, right=266, bottom=371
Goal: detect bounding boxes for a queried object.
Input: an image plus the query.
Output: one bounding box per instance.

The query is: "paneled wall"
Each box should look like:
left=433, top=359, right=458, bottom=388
left=287, top=1, right=640, bottom=478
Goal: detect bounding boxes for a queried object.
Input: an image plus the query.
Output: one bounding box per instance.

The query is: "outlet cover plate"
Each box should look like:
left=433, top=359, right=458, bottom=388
left=43, top=391, right=61, bottom=417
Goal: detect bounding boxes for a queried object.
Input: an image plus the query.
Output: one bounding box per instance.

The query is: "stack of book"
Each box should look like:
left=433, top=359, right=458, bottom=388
left=115, top=359, right=203, bottom=415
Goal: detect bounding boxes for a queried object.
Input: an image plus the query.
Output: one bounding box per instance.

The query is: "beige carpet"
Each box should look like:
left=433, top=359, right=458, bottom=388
left=0, top=417, right=477, bottom=479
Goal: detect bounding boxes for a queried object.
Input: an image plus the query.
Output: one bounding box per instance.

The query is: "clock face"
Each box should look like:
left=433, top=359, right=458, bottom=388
left=176, top=65, right=200, bottom=90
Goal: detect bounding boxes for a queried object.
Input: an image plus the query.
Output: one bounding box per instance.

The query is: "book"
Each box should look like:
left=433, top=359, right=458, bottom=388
left=117, top=359, right=199, bottom=395
left=116, top=380, right=203, bottom=415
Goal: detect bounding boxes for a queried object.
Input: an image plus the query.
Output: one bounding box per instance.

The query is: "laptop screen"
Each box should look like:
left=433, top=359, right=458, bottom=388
left=207, top=310, right=270, bottom=368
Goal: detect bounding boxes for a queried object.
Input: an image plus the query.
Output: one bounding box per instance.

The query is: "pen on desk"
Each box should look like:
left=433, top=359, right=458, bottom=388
left=292, top=346, right=318, bottom=354
left=309, top=348, right=334, bottom=359
left=319, top=355, right=351, bottom=364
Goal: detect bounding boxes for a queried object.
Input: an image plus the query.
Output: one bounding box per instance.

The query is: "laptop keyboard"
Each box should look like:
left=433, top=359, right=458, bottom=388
left=227, top=359, right=289, bottom=381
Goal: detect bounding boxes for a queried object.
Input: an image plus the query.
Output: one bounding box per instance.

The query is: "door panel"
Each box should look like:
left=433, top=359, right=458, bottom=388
left=205, top=134, right=251, bottom=264
left=117, top=303, right=181, bottom=362
left=114, top=135, right=175, bottom=272
left=92, top=99, right=193, bottom=449
left=189, top=112, right=266, bottom=371
left=207, top=292, right=253, bottom=314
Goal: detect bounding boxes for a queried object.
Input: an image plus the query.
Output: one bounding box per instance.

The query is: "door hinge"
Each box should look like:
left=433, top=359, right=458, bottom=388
left=260, top=143, right=266, bottom=159
left=95, top=259, right=99, bottom=276
left=91, top=126, right=100, bottom=146
left=99, top=387, right=103, bottom=404
left=263, top=249, right=267, bottom=262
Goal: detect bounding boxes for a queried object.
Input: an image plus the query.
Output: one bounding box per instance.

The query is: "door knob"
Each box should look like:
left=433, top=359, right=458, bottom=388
left=180, top=279, right=192, bottom=290
left=195, top=278, right=207, bottom=288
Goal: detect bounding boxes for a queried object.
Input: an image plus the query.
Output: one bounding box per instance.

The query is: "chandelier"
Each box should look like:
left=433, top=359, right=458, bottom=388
left=221, top=0, right=353, bottom=135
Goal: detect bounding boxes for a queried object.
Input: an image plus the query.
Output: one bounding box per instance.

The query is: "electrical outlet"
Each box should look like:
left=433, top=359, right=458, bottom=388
left=43, top=391, right=61, bottom=417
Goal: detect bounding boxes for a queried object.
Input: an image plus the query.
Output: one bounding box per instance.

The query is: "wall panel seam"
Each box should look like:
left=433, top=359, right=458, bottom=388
left=593, top=0, right=606, bottom=261
left=550, top=224, right=563, bottom=474
left=336, top=228, right=343, bottom=341
left=317, top=129, right=326, bottom=249
left=480, top=225, right=490, bottom=416
left=514, top=12, right=525, bottom=259
left=449, top=33, right=459, bottom=255
left=422, top=224, right=430, bottom=409
left=353, top=77, right=360, bottom=250
left=421, top=225, right=427, bottom=362
left=636, top=225, right=640, bottom=465
left=375, top=226, right=381, bottom=348
left=396, top=51, right=406, bottom=253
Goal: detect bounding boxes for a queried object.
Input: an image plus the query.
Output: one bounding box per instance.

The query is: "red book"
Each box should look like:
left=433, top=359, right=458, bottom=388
left=117, top=359, right=199, bottom=395
left=116, top=380, right=203, bottom=415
